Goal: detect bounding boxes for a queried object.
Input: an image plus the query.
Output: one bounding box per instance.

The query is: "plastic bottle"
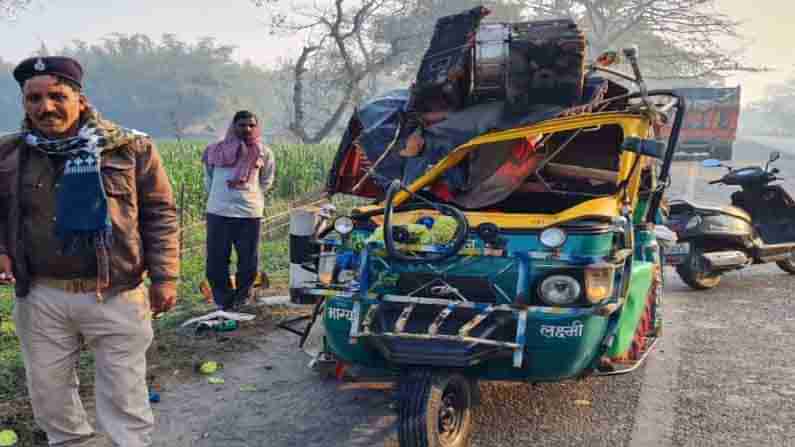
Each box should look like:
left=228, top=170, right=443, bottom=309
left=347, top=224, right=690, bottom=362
left=215, top=320, right=238, bottom=332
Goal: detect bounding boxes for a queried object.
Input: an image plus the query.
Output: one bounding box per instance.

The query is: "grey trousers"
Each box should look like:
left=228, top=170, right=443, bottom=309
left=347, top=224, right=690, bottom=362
left=13, top=284, right=154, bottom=446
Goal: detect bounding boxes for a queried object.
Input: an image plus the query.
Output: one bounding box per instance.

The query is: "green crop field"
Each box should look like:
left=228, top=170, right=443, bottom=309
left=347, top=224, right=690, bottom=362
left=158, top=140, right=340, bottom=222
left=0, top=139, right=362, bottom=409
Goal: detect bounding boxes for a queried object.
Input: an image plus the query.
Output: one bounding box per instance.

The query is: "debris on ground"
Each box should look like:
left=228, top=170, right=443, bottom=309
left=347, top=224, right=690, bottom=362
left=0, top=429, right=18, bottom=447
left=180, top=310, right=256, bottom=335
left=199, top=361, right=219, bottom=375
left=149, top=391, right=161, bottom=403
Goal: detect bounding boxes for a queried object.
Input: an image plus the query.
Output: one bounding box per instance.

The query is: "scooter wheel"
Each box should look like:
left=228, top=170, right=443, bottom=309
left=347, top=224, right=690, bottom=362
left=398, top=370, right=477, bottom=447
left=676, top=246, right=722, bottom=290
left=776, top=254, right=795, bottom=274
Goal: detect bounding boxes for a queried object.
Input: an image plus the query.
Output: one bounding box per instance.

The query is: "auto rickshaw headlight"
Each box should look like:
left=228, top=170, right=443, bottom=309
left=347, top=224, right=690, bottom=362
left=584, top=263, right=616, bottom=303
left=333, top=216, right=354, bottom=235
left=540, top=227, right=567, bottom=248
left=538, top=275, right=581, bottom=306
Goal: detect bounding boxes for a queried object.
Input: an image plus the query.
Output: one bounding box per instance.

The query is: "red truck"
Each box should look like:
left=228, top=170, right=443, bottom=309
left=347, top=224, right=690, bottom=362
left=659, top=86, right=742, bottom=161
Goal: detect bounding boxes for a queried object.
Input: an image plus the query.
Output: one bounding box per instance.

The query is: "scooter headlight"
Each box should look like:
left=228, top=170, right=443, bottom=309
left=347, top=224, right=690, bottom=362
left=538, top=275, right=582, bottom=306
left=540, top=227, right=567, bottom=248
left=333, top=216, right=354, bottom=235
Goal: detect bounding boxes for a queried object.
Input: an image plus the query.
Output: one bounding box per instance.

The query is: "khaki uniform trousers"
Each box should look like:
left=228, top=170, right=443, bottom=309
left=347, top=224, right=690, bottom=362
left=13, top=283, right=154, bottom=446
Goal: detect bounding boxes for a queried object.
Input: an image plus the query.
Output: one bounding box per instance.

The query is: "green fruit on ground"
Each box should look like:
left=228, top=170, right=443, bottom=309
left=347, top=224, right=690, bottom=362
left=199, top=361, right=218, bottom=375
left=0, top=429, right=18, bottom=447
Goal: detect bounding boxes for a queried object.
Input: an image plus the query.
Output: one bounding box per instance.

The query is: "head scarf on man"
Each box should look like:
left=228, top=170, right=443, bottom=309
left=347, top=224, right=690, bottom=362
left=202, top=117, right=263, bottom=190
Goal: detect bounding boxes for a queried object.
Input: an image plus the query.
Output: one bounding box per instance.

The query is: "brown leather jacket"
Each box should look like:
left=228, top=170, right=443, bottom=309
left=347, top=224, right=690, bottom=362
left=0, top=132, right=180, bottom=297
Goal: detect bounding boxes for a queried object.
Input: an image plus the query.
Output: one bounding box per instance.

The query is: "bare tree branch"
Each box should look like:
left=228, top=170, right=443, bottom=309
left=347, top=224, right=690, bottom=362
left=0, top=0, right=34, bottom=19
left=524, top=0, right=754, bottom=81
left=289, top=45, right=321, bottom=143
left=252, top=0, right=416, bottom=143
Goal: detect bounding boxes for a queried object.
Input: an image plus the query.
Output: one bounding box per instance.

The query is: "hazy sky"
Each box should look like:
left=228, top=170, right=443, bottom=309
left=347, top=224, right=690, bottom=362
left=1, top=0, right=793, bottom=104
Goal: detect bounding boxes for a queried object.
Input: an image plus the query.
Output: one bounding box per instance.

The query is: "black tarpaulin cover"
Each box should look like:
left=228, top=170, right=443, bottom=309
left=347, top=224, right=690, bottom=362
left=327, top=76, right=626, bottom=205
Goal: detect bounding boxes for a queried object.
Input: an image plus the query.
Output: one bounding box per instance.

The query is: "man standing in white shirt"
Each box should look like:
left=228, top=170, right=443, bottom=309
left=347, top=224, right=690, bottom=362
left=203, top=111, right=275, bottom=310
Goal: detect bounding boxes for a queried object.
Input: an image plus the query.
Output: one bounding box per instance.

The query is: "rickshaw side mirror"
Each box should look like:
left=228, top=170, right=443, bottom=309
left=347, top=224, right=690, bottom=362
left=623, top=46, right=639, bottom=59
left=702, top=159, right=722, bottom=168
left=623, top=137, right=665, bottom=159
left=594, top=50, right=620, bottom=67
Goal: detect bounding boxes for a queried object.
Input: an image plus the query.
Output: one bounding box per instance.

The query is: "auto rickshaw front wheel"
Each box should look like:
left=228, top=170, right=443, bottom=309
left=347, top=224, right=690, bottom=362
left=398, top=370, right=478, bottom=447
left=676, top=246, right=722, bottom=290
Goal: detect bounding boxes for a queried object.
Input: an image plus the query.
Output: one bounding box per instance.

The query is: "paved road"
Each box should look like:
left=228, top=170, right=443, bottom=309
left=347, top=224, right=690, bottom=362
left=149, top=142, right=795, bottom=447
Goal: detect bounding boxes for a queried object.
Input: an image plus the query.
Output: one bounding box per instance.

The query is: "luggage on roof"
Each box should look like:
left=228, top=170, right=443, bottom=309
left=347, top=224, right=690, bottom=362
left=412, top=10, right=587, bottom=113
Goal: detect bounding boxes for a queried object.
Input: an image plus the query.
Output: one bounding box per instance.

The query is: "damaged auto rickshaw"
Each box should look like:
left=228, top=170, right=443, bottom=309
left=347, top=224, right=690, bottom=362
left=286, top=8, right=686, bottom=447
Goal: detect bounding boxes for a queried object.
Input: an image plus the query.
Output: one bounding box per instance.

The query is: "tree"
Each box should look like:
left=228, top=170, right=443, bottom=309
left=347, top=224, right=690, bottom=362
left=35, top=42, right=50, bottom=56
left=0, top=34, right=296, bottom=137
left=0, top=57, right=21, bottom=131
left=252, top=0, right=417, bottom=143
left=522, top=0, right=760, bottom=81
left=741, top=78, right=795, bottom=137
left=0, top=0, right=33, bottom=19
left=60, top=34, right=231, bottom=137
left=253, top=0, right=525, bottom=143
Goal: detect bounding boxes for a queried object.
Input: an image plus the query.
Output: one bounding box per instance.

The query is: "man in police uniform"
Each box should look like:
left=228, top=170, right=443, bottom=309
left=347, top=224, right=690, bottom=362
left=0, top=56, right=179, bottom=446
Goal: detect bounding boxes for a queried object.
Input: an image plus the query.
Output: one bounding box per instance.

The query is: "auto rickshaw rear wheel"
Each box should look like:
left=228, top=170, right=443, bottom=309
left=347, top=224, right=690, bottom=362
left=397, top=370, right=477, bottom=447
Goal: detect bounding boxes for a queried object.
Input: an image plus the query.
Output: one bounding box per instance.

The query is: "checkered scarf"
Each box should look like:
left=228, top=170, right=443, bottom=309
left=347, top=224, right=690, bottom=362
left=23, top=109, right=141, bottom=254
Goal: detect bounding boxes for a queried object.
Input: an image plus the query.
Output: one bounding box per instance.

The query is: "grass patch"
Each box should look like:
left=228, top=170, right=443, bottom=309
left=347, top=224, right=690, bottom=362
left=0, top=291, right=24, bottom=402
left=158, top=140, right=338, bottom=225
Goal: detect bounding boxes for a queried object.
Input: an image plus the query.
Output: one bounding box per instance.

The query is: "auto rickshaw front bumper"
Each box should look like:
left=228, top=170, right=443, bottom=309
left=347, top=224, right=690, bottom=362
left=309, top=288, right=624, bottom=381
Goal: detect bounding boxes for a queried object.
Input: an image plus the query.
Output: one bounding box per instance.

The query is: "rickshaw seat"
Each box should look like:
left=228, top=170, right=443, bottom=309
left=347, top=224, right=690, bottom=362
left=544, top=162, right=619, bottom=184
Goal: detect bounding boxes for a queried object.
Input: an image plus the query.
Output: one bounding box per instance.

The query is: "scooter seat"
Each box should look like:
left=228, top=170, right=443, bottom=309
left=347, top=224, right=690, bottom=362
left=669, top=199, right=751, bottom=222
